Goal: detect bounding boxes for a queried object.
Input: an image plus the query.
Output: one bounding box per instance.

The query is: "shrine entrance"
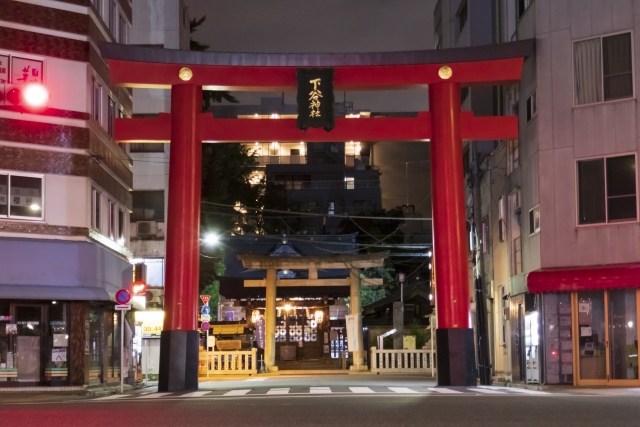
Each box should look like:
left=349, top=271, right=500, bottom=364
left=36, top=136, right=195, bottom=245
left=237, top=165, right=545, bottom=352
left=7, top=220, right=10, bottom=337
left=101, top=39, right=532, bottom=391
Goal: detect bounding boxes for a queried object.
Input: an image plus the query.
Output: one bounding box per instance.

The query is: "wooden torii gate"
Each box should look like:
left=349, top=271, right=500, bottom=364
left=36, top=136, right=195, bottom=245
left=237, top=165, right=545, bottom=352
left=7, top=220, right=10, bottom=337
left=100, top=39, right=532, bottom=391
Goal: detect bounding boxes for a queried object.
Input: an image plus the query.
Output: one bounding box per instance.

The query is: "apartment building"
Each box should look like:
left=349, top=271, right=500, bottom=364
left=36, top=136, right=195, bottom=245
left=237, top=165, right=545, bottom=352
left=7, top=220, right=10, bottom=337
left=436, top=0, right=640, bottom=386
left=0, top=0, right=135, bottom=387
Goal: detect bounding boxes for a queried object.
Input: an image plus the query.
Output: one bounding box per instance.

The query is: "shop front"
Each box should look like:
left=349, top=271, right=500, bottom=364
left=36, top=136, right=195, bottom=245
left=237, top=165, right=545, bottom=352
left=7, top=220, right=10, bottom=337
left=529, top=263, right=640, bottom=386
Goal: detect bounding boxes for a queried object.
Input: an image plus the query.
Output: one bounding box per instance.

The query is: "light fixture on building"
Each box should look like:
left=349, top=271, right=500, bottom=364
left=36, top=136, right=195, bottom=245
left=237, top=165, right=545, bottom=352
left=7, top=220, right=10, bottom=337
left=282, top=269, right=289, bottom=275
left=252, top=310, right=261, bottom=323
left=314, top=310, right=323, bottom=324
left=52, top=301, right=57, bottom=304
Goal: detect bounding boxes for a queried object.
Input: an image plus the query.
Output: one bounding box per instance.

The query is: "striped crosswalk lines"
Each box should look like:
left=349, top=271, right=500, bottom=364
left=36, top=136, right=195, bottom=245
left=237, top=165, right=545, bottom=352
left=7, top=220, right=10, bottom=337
left=93, top=385, right=550, bottom=401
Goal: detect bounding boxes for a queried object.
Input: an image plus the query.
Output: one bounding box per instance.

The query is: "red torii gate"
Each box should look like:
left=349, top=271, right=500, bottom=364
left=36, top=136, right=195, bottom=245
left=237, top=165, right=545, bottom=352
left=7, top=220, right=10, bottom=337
left=101, top=40, right=532, bottom=390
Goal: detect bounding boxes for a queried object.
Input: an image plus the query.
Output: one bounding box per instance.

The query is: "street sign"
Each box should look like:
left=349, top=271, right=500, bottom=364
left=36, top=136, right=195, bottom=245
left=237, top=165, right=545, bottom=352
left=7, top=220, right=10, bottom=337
left=115, top=304, right=131, bottom=311
left=201, top=314, right=211, bottom=322
left=115, top=289, right=131, bottom=305
left=200, top=295, right=211, bottom=306
left=200, top=305, right=211, bottom=315
left=201, top=321, right=210, bottom=331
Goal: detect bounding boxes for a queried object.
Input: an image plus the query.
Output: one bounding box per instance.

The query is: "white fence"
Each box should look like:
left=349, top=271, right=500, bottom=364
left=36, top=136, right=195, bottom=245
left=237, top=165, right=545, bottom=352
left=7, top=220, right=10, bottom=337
left=370, top=347, right=436, bottom=375
left=200, top=349, right=258, bottom=376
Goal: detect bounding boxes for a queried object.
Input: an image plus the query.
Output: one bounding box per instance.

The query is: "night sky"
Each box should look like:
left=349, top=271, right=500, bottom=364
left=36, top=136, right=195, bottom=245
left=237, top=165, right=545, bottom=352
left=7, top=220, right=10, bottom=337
left=183, top=0, right=436, bottom=112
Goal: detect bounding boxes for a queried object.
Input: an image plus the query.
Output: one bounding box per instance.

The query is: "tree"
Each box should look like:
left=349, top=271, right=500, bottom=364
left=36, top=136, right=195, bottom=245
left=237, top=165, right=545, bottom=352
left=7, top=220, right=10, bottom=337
left=200, top=258, right=225, bottom=321
left=189, top=16, right=239, bottom=109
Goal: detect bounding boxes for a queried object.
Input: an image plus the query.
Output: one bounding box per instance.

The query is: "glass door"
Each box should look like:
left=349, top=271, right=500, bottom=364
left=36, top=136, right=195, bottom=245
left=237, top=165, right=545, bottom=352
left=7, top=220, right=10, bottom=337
left=15, top=305, right=43, bottom=383
left=575, top=289, right=640, bottom=385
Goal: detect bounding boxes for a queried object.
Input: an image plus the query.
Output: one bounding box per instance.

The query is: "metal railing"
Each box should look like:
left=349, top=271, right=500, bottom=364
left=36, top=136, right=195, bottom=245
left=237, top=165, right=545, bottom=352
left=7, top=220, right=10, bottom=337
left=272, top=180, right=380, bottom=191
left=370, top=347, right=436, bottom=375
left=200, top=349, right=258, bottom=376
left=254, top=155, right=306, bottom=166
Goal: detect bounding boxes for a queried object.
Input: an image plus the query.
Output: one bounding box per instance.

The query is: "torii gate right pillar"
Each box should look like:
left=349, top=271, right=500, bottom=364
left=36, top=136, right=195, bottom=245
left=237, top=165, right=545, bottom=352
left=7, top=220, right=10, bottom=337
left=429, top=81, right=476, bottom=386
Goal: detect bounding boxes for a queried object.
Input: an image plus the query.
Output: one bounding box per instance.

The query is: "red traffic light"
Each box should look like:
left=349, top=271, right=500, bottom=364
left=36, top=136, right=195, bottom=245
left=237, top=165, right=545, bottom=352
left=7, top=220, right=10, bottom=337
left=132, top=281, right=146, bottom=295
left=5, top=83, right=49, bottom=109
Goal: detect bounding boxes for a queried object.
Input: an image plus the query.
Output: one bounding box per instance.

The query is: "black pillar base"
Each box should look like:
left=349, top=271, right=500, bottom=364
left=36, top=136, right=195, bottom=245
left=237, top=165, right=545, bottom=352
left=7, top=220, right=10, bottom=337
left=158, top=330, right=199, bottom=392
left=436, top=328, right=476, bottom=386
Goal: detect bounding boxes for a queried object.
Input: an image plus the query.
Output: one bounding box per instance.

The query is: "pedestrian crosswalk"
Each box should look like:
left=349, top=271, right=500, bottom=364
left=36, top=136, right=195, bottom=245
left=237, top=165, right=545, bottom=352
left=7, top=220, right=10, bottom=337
left=93, top=385, right=549, bottom=401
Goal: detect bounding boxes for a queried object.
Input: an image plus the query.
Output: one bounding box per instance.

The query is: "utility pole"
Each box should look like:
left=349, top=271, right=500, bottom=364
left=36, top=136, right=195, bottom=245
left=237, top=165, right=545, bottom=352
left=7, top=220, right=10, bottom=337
left=470, top=143, right=492, bottom=386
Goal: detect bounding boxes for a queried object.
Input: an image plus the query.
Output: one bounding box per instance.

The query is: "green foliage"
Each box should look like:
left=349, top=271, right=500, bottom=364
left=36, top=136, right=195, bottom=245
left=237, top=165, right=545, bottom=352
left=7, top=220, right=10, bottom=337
left=360, top=286, right=388, bottom=307
left=408, top=319, right=427, bottom=349
left=200, top=258, right=225, bottom=321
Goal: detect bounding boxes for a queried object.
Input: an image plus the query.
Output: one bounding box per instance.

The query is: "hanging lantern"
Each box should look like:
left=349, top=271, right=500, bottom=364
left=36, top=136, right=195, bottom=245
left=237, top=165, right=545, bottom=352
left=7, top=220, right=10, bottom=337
left=251, top=310, right=261, bottom=323
left=314, top=310, right=324, bottom=324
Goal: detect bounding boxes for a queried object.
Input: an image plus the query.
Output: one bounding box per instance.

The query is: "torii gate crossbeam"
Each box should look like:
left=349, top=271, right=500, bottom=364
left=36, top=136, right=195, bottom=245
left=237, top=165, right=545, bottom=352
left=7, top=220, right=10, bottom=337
left=100, top=40, right=533, bottom=391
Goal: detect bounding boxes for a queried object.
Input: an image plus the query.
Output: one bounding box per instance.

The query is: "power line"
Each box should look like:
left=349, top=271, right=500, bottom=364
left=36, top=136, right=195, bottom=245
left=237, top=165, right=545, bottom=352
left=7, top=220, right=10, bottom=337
left=202, top=201, right=432, bottom=221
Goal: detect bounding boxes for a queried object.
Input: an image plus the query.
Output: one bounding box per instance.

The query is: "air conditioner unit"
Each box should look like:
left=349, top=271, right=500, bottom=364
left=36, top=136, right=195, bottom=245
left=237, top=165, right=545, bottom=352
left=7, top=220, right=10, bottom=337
left=145, top=288, right=164, bottom=309
left=137, top=221, right=157, bottom=237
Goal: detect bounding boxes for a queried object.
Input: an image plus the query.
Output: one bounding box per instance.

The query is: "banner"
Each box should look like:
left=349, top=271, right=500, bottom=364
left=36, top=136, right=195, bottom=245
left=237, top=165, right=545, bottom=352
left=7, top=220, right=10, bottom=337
left=296, top=68, right=335, bottom=131
left=255, top=317, right=266, bottom=350
left=345, top=314, right=360, bottom=352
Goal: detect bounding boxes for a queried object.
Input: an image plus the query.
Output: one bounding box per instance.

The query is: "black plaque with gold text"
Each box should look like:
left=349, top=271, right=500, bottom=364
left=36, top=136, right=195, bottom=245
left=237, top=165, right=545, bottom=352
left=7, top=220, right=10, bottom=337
left=296, top=68, right=335, bottom=131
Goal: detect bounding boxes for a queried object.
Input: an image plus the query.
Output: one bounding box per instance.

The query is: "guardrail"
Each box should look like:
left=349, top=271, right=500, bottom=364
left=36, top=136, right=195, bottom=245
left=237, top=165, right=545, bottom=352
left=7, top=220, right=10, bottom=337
left=370, top=347, right=436, bottom=375
left=200, top=349, right=258, bottom=376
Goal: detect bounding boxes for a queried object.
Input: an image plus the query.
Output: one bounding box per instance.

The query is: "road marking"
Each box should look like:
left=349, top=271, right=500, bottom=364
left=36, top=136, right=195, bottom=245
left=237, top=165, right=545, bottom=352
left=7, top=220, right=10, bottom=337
left=472, top=388, right=505, bottom=394
left=310, top=387, right=332, bottom=394
left=94, top=394, right=130, bottom=400
left=267, top=388, right=290, bottom=395
left=388, top=387, right=419, bottom=394
left=428, top=388, right=463, bottom=394
left=224, top=389, right=251, bottom=396
left=138, top=392, right=172, bottom=399
left=349, top=387, right=375, bottom=394
left=479, top=386, right=548, bottom=395
left=180, top=391, right=210, bottom=398
left=244, top=378, right=267, bottom=382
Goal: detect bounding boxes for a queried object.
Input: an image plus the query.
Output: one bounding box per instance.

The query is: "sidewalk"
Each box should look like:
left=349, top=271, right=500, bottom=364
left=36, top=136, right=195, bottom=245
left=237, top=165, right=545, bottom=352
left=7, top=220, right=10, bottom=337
left=0, top=383, right=153, bottom=404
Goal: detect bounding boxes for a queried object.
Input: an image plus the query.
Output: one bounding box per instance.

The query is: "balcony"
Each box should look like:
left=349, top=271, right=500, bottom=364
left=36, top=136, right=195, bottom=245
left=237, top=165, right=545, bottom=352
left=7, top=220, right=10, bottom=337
left=254, top=155, right=306, bottom=166
left=271, top=180, right=380, bottom=190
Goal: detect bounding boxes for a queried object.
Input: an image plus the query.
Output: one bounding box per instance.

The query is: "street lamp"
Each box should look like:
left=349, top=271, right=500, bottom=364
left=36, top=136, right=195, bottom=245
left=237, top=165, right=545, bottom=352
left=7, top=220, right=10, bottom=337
left=203, top=233, right=219, bottom=246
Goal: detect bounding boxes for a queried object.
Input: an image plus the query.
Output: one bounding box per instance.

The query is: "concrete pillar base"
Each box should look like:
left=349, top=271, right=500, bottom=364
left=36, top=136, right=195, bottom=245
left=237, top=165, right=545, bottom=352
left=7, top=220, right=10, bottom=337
left=436, top=328, right=476, bottom=386
left=158, top=330, right=199, bottom=392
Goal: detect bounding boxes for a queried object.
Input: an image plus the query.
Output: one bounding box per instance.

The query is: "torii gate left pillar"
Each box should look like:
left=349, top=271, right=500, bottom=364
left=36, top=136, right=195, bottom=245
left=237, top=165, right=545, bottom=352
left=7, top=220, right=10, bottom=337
left=157, top=84, right=202, bottom=392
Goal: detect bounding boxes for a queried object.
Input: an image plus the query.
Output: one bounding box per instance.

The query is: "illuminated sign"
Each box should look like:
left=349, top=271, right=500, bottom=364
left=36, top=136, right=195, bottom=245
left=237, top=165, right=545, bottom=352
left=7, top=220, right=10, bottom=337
left=296, top=68, right=334, bottom=131
left=135, top=311, right=164, bottom=337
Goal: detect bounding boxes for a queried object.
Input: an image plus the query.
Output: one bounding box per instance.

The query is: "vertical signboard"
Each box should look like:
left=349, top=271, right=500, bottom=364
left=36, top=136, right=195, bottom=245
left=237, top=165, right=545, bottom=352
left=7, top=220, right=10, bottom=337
left=255, top=317, right=266, bottom=350
left=345, top=314, right=360, bottom=352
left=296, top=68, right=335, bottom=131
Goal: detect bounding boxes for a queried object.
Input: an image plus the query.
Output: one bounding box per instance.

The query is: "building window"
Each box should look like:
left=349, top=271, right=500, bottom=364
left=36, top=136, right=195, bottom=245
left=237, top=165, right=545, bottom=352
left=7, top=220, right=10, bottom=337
left=108, top=200, right=116, bottom=240
left=118, top=15, right=127, bottom=44
left=107, top=97, right=116, bottom=137
left=130, top=143, right=164, bottom=153
left=91, top=188, right=101, bottom=230
left=91, top=0, right=102, bottom=16
left=460, top=87, right=470, bottom=104
left=526, top=90, right=537, bottom=122
left=457, top=1, right=468, bottom=33
left=512, top=236, right=522, bottom=274
left=0, top=173, right=43, bottom=220
left=574, top=32, right=633, bottom=106
left=529, top=205, right=540, bottom=235
left=328, top=201, right=335, bottom=215
left=507, top=139, right=519, bottom=174
left=118, top=209, right=125, bottom=242
left=578, top=154, right=637, bottom=224
left=345, top=177, right=355, bottom=190
left=91, top=77, right=102, bottom=124
left=518, top=0, right=532, bottom=18
left=109, top=0, right=117, bottom=37
left=498, top=196, right=506, bottom=242
left=132, top=191, right=164, bottom=222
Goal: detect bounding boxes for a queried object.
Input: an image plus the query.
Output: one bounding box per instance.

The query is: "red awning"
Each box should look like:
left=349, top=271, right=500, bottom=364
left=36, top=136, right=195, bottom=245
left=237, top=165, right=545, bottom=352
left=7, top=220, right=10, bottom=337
left=527, top=263, right=640, bottom=293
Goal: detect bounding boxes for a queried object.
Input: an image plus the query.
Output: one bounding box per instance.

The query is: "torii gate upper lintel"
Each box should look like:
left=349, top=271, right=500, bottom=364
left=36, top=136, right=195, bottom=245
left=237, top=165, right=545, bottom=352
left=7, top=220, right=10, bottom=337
left=100, top=39, right=533, bottom=391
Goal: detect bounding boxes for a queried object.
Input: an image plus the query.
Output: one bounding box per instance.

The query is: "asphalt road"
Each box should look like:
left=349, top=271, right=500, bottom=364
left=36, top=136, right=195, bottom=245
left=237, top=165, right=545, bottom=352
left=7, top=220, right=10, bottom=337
left=2, top=376, right=640, bottom=427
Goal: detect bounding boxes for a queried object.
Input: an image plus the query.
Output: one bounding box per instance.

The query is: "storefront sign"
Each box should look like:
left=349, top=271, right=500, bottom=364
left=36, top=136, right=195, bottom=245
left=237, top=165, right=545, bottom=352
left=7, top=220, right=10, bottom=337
left=6, top=324, right=17, bottom=335
left=135, top=311, right=164, bottom=337
left=0, top=316, right=12, bottom=321
left=11, top=57, right=43, bottom=84
left=255, top=317, right=266, bottom=349
left=52, top=348, right=67, bottom=363
left=296, top=68, right=335, bottom=131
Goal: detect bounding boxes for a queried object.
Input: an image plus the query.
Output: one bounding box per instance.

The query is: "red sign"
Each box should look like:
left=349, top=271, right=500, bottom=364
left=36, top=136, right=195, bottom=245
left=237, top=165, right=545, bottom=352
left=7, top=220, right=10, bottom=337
left=115, top=289, right=131, bottom=305
left=200, top=295, right=211, bottom=306
left=201, top=321, right=210, bottom=331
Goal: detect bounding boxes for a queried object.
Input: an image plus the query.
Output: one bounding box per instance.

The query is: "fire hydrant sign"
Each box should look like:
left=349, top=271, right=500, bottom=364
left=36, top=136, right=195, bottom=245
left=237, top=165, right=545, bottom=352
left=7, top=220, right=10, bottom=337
left=200, top=295, right=211, bottom=306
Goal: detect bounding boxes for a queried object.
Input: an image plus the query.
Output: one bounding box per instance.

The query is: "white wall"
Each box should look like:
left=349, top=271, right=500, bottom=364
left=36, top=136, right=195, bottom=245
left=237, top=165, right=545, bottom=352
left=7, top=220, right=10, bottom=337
left=44, top=174, right=90, bottom=228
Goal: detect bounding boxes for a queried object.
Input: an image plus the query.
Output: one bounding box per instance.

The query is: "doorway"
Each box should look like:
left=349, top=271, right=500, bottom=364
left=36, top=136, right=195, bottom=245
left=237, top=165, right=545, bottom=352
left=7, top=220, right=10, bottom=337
left=574, top=289, right=640, bottom=386
left=15, top=305, right=43, bottom=382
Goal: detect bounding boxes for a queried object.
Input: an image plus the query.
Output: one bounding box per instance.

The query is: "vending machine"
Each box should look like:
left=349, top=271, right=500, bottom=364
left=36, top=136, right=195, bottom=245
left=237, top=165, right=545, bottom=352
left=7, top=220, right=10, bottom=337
left=525, top=311, right=540, bottom=383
